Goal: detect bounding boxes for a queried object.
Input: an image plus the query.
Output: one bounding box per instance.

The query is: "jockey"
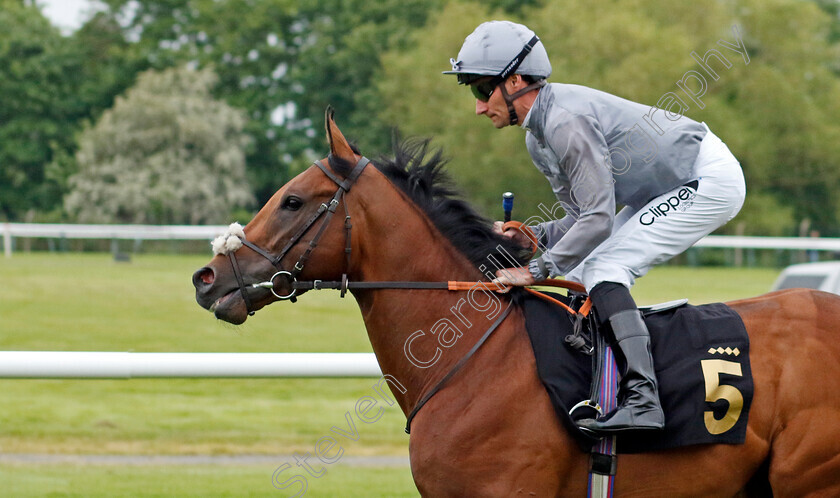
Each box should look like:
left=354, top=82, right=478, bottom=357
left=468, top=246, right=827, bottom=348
left=444, top=21, right=746, bottom=434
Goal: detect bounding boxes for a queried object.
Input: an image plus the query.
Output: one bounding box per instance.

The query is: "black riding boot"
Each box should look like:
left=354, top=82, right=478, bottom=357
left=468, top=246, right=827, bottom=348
left=578, top=282, right=665, bottom=434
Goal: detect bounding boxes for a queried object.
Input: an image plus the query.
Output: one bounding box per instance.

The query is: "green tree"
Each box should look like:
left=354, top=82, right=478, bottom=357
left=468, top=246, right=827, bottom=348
left=0, top=1, right=150, bottom=221
left=46, top=12, right=154, bottom=202
left=65, top=66, right=253, bottom=224
left=811, top=0, right=840, bottom=46
left=0, top=0, right=84, bottom=220
left=90, top=0, right=446, bottom=205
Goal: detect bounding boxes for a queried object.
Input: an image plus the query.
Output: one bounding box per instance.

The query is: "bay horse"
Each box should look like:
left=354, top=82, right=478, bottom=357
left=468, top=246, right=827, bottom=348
left=193, top=112, right=840, bottom=496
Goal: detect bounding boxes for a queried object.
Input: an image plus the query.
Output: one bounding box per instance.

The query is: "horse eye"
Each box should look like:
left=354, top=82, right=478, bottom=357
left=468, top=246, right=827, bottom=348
left=281, top=196, right=303, bottom=211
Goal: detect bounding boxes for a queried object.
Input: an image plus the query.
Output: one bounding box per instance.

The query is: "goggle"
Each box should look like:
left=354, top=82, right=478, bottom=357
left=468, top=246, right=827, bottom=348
left=464, top=35, right=540, bottom=103
left=470, top=79, right=499, bottom=102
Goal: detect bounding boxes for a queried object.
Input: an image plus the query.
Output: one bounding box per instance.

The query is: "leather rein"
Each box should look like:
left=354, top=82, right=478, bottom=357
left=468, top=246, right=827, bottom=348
left=228, top=155, right=591, bottom=313
left=224, top=154, right=593, bottom=433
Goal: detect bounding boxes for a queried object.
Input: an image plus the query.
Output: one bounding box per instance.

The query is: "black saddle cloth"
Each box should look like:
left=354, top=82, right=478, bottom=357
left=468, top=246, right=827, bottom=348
left=513, top=290, right=754, bottom=453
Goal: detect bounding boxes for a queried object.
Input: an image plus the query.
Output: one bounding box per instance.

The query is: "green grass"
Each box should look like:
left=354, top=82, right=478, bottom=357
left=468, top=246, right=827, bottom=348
left=0, top=463, right=419, bottom=497
left=0, top=253, right=414, bottom=456
left=0, top=378, right=409, bottom=455
left=0, top=253, right=779, bottom=353
left=0, top=254, right=781, bottom=453
left=0, top=253, right=370, bottom=352
left=631, top=265, right=780, bottom=305
left=0, top=253, right=781, bottom=495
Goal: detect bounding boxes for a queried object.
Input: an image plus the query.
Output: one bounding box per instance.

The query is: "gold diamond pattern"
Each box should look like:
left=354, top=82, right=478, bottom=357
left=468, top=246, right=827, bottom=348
left=707, top=347, right=741, bottom=356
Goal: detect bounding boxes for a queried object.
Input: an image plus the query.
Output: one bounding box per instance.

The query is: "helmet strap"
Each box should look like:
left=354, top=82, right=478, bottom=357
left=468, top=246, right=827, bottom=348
left=498, top=79, right=546, bottom=126
left=489, top=34, right=541, bottom=127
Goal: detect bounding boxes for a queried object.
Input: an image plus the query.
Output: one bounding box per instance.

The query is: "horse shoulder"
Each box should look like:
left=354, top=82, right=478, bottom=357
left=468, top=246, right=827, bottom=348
left=408, top=308, right=587, bottom=496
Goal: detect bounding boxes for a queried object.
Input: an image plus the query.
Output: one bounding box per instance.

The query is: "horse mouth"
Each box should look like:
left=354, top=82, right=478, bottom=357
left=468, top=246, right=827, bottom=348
left=209, top=289, right=249, bottom=325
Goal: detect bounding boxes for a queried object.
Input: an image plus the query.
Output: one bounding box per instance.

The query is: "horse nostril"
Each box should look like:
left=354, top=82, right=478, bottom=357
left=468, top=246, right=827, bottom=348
left=193, top=267, right=215, bottom=288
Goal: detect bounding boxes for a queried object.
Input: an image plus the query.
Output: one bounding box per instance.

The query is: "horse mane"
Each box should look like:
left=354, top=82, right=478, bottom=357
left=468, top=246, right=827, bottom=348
left=330, top=137, right=532, bottom=271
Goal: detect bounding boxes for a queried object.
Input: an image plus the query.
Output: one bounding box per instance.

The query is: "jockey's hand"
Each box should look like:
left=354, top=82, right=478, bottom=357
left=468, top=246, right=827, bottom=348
left=493, top=221, right=534, bottom=249
left=491, top=266, right=535, bottom=293
left=492, top=221, right=507, bottom=236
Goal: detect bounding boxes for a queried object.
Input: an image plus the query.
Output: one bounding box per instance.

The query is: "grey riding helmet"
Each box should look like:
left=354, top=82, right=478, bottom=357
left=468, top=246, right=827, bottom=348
left=443, top=21, right=552, bottom=85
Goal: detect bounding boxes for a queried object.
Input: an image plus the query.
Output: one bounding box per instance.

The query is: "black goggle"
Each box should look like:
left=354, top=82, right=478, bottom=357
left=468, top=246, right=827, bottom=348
left=470, top=79, right=500, bottom=102
left=463, top=35, right=540, bottom=103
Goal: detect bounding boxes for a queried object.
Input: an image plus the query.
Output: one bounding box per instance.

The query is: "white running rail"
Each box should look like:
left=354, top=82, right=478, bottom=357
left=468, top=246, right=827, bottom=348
left=5, top=223, right=840, bottom=258
left=0, top=352, right=382, bottom=378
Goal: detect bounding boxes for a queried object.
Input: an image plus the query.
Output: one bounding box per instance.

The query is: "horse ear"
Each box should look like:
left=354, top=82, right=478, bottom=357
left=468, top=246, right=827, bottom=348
left=324, top=106, right=356, bottom=163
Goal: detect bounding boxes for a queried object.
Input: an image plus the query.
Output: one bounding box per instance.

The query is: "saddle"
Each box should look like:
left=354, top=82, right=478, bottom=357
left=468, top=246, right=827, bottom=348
left=513, top=289, right=754, bottom=453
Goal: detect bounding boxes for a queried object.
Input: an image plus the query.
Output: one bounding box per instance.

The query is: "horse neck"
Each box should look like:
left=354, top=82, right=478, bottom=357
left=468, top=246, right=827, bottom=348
left=346, top=172, right=505, bottom=414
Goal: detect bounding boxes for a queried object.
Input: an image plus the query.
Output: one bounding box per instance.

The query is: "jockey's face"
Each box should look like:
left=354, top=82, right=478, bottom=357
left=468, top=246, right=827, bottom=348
left=473, top=77, right=509, bottom=128
left=473, top=75, right=530, bottom=129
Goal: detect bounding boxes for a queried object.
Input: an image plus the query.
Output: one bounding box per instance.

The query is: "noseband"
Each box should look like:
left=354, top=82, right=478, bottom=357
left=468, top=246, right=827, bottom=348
left=225, top=155, right=370, bottom=314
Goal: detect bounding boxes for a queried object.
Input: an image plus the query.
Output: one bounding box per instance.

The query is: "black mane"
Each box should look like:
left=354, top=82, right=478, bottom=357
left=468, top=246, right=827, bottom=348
left=331, top=138, right=532, bottom=271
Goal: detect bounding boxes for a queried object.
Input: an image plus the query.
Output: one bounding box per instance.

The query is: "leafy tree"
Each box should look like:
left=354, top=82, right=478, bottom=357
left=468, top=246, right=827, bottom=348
left=811, top=0, right=840, bottom=46
left=0, top=1, right=151, bottom=221
left=10, top=0, right=839, bottom=236
left=65, top=66, right=253, bottom=224
left=89, top=0, right=446, bottom=205
left=46, top=12, right=154, bottom=203
left=68, top=12, right=151, bottom=122
left=8, top=0, right=543, bottom=222
left=708, top=0, right=840, bottom=233
left=0, top=0, right=84, bottom=220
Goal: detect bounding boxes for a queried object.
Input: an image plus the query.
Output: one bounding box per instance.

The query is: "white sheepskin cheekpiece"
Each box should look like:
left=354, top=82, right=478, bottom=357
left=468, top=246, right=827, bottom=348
left=212, top=222, right=246, bottom=256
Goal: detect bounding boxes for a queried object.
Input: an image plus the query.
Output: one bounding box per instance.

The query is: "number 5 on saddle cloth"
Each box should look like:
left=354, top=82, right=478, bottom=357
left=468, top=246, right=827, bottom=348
left=512, top=288, right=754, bottom=459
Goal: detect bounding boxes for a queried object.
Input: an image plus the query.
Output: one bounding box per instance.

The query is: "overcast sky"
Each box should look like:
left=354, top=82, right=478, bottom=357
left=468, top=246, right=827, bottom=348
left=38, top=0, right=100, bottom=34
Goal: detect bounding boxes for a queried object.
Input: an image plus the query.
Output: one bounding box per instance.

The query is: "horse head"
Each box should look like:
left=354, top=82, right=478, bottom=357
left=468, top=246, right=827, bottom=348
left=192, top=108, right=367, bottom=324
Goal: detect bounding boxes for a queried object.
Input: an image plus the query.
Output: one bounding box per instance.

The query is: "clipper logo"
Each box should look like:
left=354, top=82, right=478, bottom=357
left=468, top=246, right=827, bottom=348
left=639, top=185, right=697, bottom=226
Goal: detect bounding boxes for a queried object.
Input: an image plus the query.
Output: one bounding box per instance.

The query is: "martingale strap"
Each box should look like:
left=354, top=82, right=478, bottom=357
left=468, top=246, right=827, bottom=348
left=404, top=300, right=514, bottom=434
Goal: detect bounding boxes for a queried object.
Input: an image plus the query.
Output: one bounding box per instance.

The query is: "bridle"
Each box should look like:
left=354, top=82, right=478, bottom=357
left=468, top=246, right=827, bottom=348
left=224, top=153, right=592, bottom=317
left=226, top=154, right=545, bottom=315
left=219, top=153, right=593, bottom=432
left=226, top=155, right=370, bottom=313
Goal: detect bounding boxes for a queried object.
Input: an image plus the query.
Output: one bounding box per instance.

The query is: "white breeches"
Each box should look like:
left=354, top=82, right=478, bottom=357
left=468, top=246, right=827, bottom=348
left=565, top=125, right=746, bottom=292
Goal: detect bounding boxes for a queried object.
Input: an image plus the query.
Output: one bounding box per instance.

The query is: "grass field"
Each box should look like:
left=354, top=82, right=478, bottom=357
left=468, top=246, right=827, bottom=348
left=0, top=463, right=419, bottom=497
left=0, top=252, right=782, bottom=496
